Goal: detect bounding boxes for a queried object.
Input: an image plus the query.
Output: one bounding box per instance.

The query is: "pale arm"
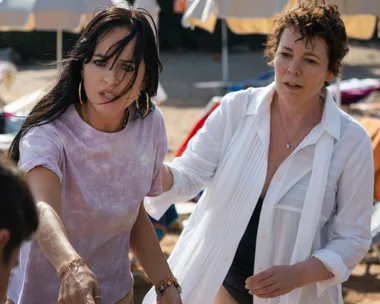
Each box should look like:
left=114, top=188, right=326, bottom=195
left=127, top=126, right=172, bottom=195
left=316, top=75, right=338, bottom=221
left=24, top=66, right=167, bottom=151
left=162, top=164, right=174, bottom=192
left=294, top=257, right=333, bottom=286
left=27, top=167, right=80, bottom=271
left=130, top=202, right=181, bottom=301
left=20, top=166, right=101, bottom=303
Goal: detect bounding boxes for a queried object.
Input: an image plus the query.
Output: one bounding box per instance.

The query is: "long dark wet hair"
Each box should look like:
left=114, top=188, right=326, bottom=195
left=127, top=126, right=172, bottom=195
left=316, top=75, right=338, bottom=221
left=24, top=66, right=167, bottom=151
left=9, top=5, right=162, bottom=162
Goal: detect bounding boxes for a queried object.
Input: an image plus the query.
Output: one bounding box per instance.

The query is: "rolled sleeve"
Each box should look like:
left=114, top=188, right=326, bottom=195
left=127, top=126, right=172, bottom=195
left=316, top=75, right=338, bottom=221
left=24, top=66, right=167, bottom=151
left=147, top=109, right=168, bottom=197
left=312, top=249, right=350, bottom=297
left=313, top=134, right=374, bottom=297
left=19, top=127, right=63, bottom=182
left=145, top=163, right=182, bottom=220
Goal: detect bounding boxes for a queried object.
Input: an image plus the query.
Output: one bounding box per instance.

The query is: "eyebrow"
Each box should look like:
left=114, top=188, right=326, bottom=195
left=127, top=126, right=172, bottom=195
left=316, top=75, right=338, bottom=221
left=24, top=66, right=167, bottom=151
left=93, top=53, right=135, bottom=64
left=282, top=47, right=321, bottom=60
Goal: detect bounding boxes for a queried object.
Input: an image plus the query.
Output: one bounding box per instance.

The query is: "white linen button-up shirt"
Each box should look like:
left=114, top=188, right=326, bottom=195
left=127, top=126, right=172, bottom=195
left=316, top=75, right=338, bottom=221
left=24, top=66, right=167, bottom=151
left=143, top=82, right=374, bottom=304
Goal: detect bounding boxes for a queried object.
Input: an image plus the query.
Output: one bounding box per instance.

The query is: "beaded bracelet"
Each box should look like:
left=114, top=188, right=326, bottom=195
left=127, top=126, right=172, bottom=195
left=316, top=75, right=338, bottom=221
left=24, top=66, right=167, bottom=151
left=155, top=276, right=182, bottom=304
left=57, top=258, right=86, bottom=280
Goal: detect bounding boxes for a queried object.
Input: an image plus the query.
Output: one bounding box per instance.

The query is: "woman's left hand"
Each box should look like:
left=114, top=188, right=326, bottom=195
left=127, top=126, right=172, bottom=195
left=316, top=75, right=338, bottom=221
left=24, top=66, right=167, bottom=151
left=159, top=284, right=183, bottom=304
left=245, top=265, right=302, bottom=298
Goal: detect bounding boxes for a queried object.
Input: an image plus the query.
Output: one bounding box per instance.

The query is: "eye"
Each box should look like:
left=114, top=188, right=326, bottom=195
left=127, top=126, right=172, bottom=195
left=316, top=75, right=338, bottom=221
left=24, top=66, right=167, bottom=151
left=93, top=59, right=106, bottom=67
left=280, top=52, right=291, bottom=57
left=122, top=64, right=135, bottom=72
left=305, top=58, right=317, bottom=64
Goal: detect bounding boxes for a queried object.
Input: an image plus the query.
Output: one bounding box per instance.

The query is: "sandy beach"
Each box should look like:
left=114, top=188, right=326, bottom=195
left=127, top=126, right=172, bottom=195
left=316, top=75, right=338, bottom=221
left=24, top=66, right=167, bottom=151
left=1, top=45, right=380, bottom=303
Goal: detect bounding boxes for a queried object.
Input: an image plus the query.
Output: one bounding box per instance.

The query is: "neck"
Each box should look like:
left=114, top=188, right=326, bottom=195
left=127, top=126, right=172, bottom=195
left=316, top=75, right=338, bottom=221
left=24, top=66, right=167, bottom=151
left=78, top=103, right=127, bottom=133
left=275, top=93, right=323, bottom=127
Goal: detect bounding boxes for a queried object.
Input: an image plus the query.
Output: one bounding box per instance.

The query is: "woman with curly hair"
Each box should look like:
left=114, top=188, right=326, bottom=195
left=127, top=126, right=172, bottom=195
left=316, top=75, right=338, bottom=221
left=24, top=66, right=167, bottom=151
left=143, top=2, right=374, bottom=304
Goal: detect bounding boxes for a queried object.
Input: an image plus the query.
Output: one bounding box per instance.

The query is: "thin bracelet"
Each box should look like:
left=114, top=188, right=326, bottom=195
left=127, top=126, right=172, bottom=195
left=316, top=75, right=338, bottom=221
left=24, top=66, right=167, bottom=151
left=57, top=258, right=85, bottom=280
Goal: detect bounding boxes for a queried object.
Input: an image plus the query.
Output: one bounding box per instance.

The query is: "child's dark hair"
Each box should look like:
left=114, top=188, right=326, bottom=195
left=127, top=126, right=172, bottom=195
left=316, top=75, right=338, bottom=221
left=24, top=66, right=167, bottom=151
left=0, top=157, right=38, bottom=263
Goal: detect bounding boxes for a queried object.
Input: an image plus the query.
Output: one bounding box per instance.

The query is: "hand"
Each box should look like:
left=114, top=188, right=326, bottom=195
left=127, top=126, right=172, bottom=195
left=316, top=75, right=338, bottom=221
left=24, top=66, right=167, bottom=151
left=245, top=265, right=301, bottom=298
left=160, top=284, right=183, bottom=304
left=58, top=264, right=102, bottom=304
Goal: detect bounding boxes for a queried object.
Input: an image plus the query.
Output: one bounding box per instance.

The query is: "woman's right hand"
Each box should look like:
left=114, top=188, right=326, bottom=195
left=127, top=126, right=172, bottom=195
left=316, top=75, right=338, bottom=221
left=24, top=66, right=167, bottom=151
left=58, top=264, right=101, bottom=304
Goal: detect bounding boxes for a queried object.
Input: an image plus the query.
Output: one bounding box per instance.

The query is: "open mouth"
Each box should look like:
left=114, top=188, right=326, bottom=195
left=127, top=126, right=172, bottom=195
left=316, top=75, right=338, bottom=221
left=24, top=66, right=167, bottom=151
left=99, top=92, right=116, bottom=103
left=284, top=82, right=302, bottom=89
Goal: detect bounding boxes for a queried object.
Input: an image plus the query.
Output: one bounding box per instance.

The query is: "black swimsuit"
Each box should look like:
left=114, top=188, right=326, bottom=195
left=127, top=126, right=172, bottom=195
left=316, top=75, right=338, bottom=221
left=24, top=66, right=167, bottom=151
left=223, top=197, right=264, bottom=303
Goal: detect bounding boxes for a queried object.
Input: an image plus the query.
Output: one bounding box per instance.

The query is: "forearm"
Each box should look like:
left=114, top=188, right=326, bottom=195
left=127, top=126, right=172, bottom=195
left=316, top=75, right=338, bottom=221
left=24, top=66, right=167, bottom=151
left=295, top=257, right=334, bottom=287
left=35, top=201, right=81, bottom=272
left=161, top=164, right=174, bottom=192
left=130, top=202, right=174, bottom=286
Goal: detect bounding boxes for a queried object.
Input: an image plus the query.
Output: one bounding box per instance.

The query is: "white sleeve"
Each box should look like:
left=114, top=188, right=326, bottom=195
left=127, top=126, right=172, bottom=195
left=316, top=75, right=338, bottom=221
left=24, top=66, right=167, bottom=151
left=313, top=135, right=374, bottom=296
left=145, top=94, right=236, bottom=220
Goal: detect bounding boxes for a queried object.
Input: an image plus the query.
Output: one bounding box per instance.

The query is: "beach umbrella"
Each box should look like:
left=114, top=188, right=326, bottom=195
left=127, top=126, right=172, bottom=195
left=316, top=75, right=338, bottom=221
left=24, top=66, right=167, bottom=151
left=176, top=0, right=380, bottom=102
left=175, top=0, right=295, bottom=86
left=327, top=0, right=380, bottom=40
left=0, top=0, right=111, bottom=66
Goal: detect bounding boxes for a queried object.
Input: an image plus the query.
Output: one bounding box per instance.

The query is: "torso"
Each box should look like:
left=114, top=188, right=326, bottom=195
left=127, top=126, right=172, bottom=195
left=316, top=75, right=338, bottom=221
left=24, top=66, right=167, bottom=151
left=261, top=96, right=323, bottom=197
left=9, top=104, right=166, bottom=304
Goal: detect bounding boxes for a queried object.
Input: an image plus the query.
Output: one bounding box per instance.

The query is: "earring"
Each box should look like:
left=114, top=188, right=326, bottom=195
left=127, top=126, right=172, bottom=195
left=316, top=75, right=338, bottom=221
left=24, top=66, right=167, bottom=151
left=78, top=80, right=84, bottom=105
left=144, top=92, right=150, bottom=117
left=135, top=91, right=141, bottom=109
left=136, top=91, right=150, bottom=117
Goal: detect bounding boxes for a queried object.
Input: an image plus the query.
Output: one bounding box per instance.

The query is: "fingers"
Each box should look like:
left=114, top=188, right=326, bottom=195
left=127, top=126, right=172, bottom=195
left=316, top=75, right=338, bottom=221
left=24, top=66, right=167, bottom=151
left=249, top=281, right=279, bottom=297
left=245, top=271, right=275, bottom=291
left=92, top=280, right=102, bottom=304
left=246, top=268, right=274, bottom=287
left=58, top=281, right=68, bottom=304
left=246, top=275, right=276, bottom=293
left=255, top=288, right=283, bottom=299
left=93, top=295, right=103, bottom=304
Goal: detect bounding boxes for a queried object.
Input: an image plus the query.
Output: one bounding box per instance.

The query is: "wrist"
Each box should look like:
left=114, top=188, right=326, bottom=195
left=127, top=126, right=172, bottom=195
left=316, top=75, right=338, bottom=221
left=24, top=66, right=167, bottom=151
left=57, top=257, right=86, bottom=280
left=292, top=261, right=309, bottom=288
left=155, top=276, right=182, bottom=303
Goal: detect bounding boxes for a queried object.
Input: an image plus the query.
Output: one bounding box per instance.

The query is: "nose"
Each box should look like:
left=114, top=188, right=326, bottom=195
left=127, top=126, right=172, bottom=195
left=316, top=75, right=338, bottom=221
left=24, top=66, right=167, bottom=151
left=103, top=68, right=121, bottom=86
left=287, top=59, right=301, bottom=76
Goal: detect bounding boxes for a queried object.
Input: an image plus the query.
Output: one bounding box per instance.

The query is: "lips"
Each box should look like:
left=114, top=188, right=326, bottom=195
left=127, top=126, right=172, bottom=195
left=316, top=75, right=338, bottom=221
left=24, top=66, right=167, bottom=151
left=98, top=91, right=117, bottom=103
left=284, top=82, right=303, bottom=89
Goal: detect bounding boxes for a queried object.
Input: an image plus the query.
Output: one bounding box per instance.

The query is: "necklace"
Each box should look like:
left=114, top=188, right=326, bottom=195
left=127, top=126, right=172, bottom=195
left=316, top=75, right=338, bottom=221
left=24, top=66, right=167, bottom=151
left=76, top=103, right=129, bottom=130
left=277, top=104, right=308, bottom=150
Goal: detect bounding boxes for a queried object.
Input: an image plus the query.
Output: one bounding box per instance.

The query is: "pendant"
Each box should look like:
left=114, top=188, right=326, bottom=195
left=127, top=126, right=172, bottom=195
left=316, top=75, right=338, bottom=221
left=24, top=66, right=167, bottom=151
left=286, top=143, right=290, bottom=149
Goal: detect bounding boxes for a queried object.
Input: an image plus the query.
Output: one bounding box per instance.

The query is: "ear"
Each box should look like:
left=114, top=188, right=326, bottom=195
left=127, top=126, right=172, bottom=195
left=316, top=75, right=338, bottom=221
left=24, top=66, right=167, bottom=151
left=326, top=71, right=335, bottom=84
left=0, top=229, right=10, bottom=250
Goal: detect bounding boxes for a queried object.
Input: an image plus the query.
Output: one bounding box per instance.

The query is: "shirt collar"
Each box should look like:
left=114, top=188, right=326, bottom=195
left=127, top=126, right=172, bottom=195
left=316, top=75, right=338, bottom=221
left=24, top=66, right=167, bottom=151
left=246, top=82, right=341, bottom=141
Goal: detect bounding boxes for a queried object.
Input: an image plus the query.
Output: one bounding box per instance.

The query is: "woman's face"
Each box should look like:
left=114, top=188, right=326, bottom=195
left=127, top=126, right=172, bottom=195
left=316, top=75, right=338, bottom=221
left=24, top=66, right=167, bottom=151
left=274, top=27, right=334, bottom=104
left=82, top=26, right=145, bottom=117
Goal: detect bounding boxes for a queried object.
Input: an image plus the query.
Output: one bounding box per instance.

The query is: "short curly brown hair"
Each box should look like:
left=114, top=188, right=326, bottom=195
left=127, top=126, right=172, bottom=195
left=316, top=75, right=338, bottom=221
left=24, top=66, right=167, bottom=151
left=264, top=1, right=349, bottom=77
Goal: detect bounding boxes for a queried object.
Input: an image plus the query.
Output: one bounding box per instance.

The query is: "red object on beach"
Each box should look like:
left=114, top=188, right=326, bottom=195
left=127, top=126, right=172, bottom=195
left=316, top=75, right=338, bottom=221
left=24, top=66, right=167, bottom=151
left=173, top=0, right=188, bottom=14
left=174, top=101, right=221, bottom=157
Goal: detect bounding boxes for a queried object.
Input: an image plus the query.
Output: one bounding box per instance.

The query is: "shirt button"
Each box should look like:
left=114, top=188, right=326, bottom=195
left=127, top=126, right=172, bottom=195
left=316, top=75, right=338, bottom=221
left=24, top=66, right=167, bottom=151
left=260, top=233, right=266, bottom=240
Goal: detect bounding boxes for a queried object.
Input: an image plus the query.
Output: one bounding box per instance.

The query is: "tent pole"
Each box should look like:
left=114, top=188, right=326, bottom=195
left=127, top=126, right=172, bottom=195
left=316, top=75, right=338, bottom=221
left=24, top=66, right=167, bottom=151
left=57, top=29, right=63, bottom=71
left=221, top=19, right=229, bottom=89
